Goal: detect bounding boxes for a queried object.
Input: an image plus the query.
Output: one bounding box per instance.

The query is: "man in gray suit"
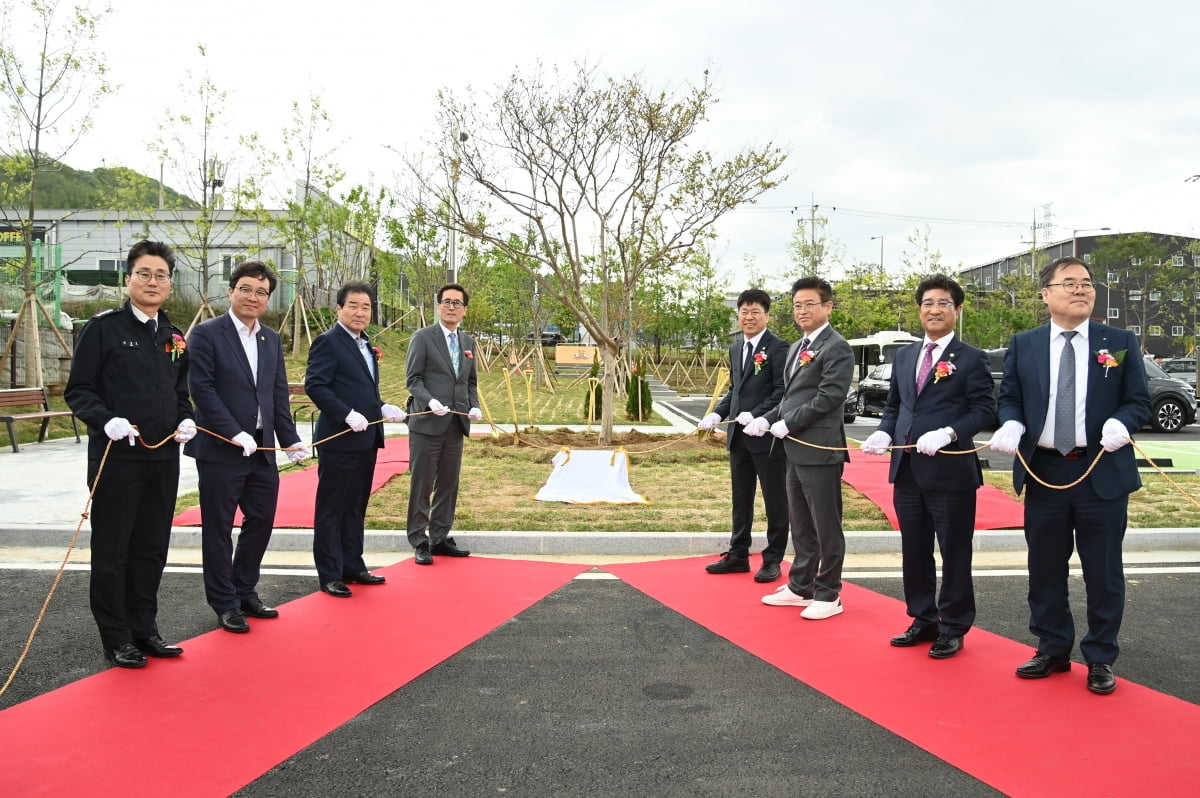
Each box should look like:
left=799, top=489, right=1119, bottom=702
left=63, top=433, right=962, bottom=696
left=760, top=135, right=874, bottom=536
left=405, top=283, right=481, bottom=565
left=746, top=276, right=853, bottom=620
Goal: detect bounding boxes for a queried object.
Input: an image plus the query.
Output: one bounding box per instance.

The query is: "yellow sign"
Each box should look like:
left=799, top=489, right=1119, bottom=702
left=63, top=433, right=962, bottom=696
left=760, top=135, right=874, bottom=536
left=555, top=345, right=597, bottom=367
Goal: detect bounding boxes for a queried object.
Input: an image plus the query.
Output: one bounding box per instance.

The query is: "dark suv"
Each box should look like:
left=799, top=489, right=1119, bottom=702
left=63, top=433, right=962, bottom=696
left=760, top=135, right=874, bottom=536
left=986, top=348, right=1196, bottom=433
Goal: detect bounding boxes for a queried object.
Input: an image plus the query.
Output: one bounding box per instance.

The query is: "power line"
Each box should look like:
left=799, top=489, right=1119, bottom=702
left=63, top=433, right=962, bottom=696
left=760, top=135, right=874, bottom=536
left=733, top=203, right=1024, bottom=228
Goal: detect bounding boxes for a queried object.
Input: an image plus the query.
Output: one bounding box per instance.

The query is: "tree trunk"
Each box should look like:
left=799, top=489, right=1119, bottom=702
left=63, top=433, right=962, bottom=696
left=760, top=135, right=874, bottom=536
left=20, top=294, right=44, bottom=388
left=599, top=342, right=618, bottom=445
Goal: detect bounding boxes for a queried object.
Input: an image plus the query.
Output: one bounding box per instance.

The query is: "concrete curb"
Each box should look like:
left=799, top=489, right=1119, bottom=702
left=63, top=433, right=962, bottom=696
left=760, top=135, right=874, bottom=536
left=1, top=524, right=1196, bottom=556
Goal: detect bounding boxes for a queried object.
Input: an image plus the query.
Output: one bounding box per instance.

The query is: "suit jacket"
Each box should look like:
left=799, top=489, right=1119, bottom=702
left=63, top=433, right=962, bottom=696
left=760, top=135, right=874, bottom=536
left=998, top=321, right=1151, bottom=499
left=405, top=324, right=480, bottom=437
left=713, top=329, right=790, bottom=453
left=185, top=313, right=299, bottom=464
left=764, top=325, right=853, bottom=466
left=305, top=324, right=385, bottom=453
left=877, top=337, right=996, bottom=489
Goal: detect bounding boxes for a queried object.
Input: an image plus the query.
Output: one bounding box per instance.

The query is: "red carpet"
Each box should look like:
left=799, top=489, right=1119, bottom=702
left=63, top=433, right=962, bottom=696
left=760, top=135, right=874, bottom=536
left=0, top=557, right=587, bottom=798
left=606, top=556, right=1200, bottom=798
left=843, top=452, right=1025, bottom=529
left=173, top=436, right=411, bottom=528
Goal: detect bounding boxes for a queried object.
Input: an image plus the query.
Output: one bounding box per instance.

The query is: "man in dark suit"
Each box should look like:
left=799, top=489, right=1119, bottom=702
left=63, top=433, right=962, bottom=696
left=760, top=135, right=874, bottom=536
left=186, top=261, right=309, bottom=633
left=305, top=281, right=407, bottom=597
left=66, top=240, right=194, bottom=668
left=697, top=288, right=790, bottom=582
left=861, top=275, right=996, bottom=658
left=746, top=276, right=853, bottom=620
left=405, top=283, right=481, bottom=565
left=991, top=256, right=1151, bottom=695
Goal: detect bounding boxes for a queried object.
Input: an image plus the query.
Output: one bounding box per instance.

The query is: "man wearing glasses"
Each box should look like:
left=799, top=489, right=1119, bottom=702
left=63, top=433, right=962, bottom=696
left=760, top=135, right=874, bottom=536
left=862, top=275, right=996, bottom=659
left=404, top=283, right=481, bottom=565
left=697, top=288, right=790, bottom=582
left=990, top=257, right=1150, bottom=694
left=746, top=277, right=854, bottom=620
left=66, top=241, right=194, bottom=668
left=185, top=261, right=310, bottom=633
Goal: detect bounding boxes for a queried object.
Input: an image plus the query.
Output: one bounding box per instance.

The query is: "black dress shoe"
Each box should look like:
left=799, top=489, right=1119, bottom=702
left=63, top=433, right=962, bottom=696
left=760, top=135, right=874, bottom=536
left=132, top=635, right=183, bottom=658
left=705, top=552, right=750, bottom=574
left=889, top=624, right=939, bottom=647
left=1016, top=652, right=1071, bottom=679
left=104, top=642, right=147, bottom=669
left=345, top=571, right=386, bottom=585
left=753, top=561, right=782, bottom=582
left=240, top=597, right=279, bottom=618
left=928, top=634, right=963, bottom=659
left=320, top=580, right=353, bottom=597
left=431, top=539, right=470, bottom=557
left=217, top=609, right=250, bottom=633
left=414, top=546, right=434, bottom=565
left=1087, top=663, right=1117, bottom=695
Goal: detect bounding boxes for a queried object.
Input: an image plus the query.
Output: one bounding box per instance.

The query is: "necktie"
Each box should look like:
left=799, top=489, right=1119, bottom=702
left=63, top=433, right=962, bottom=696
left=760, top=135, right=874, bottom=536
left=147, top=318, right=157, bottom=338
left=743, top=341, right=753, bottom=372
left=448, top=332, right=460, bottom=376
left=792, top=338, right=810, bottom=377
left=1055, top=331, right=1077, bottom=455
left=357, top=337, right=374, bottom=378
left=915, top=342, right=937, bottom=395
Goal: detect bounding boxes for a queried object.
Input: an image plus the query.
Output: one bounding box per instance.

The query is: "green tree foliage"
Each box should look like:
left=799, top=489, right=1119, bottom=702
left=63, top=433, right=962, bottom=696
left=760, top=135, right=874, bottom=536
left=0, top=158, right=195, bottom=210
left=1090, top=233, right=1183, bottom=350
left=625, top=351, right=653, bottom=422
left=788, top=210, right=843, bottom=279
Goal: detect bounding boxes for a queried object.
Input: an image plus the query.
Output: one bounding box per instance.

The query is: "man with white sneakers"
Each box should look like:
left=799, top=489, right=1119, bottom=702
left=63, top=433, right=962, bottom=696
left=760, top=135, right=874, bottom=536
left=745, top=276, right=853, bottom=620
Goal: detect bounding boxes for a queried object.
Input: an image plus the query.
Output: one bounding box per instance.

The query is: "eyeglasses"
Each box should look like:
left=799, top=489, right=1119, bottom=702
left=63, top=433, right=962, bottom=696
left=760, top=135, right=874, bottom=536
left=792, top=301, right=826, bottom=311
left=919, top=299, right=956, bottom=309
left=130, top=271, right=172, bottom=284
left=1046, top=280, right=1095, bottom=292
left=235, top=285, right=271, bottom=299
left=439, top=299, right=465, bottom=308
left=737, top=309, right=766, bottom=318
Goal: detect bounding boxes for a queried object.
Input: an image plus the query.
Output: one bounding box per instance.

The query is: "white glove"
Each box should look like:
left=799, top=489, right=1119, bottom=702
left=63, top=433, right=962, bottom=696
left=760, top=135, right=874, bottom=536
left=232, top=431, right=257, bottom=457
left=286, top=442, right=311, bottom=463
left=173, top=419, right=197, bottom=443
left=1100, top=418, right=1131, bottom=452
left=769, top=419, right=791, bottom=439
left=381, top=403, right=407, bottom=423
left=743, top=417, right=770, bottom=437
left=697, top=412, right=721, bottom=431
left=989, top=420, right=1025, bottom=454
left=916, top=428, right=952, bottom=456
left=345, top=410, right=369, bottom=432
left=103, top=417, right=139, bottom=446
left=861, top=430, right=891, bottom=455
left=468, top=407, right=483, bottom=421
left=735, top=411, right=755, bottom=426
left=428, top=398, right=449, bottom=416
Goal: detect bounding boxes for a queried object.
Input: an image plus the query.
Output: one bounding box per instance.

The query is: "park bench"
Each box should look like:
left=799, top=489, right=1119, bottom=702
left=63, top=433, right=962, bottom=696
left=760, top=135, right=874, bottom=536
left=0, top=387, right=80, bottom=453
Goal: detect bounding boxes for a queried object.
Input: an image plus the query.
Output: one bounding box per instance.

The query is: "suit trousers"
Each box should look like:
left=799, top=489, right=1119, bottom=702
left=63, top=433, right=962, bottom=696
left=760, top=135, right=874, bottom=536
left=727, top=434, right=789, bottom=562
left=784, top=461, right=845, bottom=602
left=197, top=450, right=280, bottom=612
left=313, top=448, right=377, bottom=583
left=893, top=455, right=977, bottom=635
left=86, top=457, right=178, bottom=650
left=406, top=426, right=466, bottom=548
left=1024, top=450, right=1128, bottom=665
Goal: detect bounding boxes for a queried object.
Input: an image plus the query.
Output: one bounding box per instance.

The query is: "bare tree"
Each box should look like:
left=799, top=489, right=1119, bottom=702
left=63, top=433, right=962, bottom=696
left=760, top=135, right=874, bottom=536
left=417, top=63, right=786, bottom=442
left=0, top=0, right=111, bottom=386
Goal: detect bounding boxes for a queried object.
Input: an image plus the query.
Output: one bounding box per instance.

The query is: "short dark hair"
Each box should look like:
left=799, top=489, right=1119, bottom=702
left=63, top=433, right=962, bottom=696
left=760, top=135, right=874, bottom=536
left=737, top=288, right=772, bottom=312
left=915, top=274, right=964, bottom=306
left=790, top=276, right=833, bottom=304
left=126, top=240, right=175, bottom=275
left=229, top=260, right=278, bottom=293
left=337, top=280, right=375, bottom=307
left=437, top=283, right=469, bottom=306
left=1040, top=256, right=1093, bottom=289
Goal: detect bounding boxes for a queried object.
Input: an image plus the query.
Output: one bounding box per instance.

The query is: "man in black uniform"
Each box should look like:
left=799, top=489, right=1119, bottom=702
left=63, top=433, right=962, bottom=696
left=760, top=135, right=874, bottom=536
left=65, top=240, right=195, bottom=668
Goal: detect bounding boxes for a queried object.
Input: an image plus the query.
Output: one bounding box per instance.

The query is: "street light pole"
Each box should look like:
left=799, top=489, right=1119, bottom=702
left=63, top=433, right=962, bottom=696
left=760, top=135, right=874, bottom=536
left=870, top=235, right=884, bottom=274
left=1071, top=226, right=1111, bottom=257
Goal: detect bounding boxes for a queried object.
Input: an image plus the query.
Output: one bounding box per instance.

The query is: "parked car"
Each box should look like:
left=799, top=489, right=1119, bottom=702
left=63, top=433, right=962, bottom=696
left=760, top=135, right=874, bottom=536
left=843, top=388, right=858, bottom=425
left=523, top=331, right=568, bottom=345
left=988, top=348, right=1196, bottom=434
left=1161, top=358, right=1198, bottom=390
left=855, top=363, right=891, bottom=417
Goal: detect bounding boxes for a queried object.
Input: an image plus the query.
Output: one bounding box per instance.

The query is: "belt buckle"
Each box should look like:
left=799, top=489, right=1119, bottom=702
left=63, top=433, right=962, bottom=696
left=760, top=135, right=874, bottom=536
left=1063, top=448, right=1084, bottom=460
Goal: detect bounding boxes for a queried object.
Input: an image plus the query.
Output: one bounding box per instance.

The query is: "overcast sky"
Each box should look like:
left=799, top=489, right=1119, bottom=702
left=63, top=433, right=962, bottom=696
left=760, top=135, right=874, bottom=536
left=42, top=0, right=1200, bottom=286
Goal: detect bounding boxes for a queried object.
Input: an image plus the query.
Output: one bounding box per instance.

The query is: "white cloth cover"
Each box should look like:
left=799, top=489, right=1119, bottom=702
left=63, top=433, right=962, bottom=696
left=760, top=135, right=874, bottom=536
left=534, top=449, right=650, bottom=504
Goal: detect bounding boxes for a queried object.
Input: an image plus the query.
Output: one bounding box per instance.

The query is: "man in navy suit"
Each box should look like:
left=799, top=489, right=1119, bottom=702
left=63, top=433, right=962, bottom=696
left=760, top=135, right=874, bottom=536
left=305, top=281, right=407, bottom=597
left=187, top=261, right=310, bottom=633
left=862, top=275, right=996, bottom=658
left=697, top=288, right=790, bottom=582
left=405, top=283, right=481, bottom=565
left=991, top=257, right=1151, bottom=694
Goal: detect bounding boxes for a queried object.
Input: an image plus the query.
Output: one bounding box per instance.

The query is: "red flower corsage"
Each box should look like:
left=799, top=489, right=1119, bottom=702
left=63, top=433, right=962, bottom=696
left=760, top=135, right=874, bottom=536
left=372, top=346, right=383, bottom=361
left=464, top=350, right=473, bottom=359
left=753, top=351, right=767, bottom=375
left=933, top=361, right=956, bottom=383
left=166, top=334, right=186, bottom=361
left=798, top=349, right=816, bottom=367
left=1095, top=348, right=1124, bottom=377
